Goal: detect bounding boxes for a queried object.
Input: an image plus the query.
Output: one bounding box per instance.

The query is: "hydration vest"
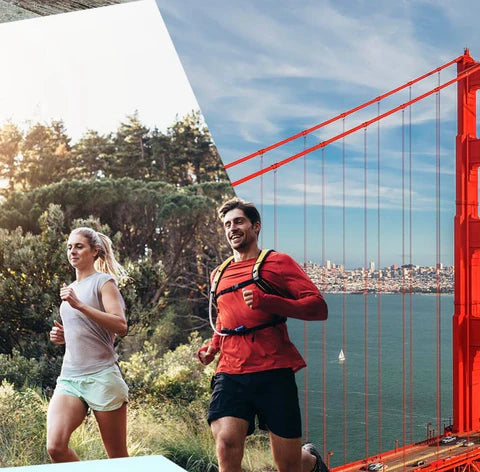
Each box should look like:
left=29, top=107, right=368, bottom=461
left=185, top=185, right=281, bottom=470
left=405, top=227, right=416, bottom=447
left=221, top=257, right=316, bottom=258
left=210, top=249, right=287, bottom=336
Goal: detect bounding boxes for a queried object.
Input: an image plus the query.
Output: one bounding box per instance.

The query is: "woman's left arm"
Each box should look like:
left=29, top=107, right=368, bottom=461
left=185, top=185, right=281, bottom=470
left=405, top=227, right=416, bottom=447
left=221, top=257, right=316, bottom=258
left=60, top=281, right=128, bottom=335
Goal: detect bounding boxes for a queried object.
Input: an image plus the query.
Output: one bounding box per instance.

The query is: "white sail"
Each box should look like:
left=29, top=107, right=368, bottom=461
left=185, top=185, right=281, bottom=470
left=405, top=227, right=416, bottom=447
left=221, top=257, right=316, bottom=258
left=338, top=349, right=345, bottom=362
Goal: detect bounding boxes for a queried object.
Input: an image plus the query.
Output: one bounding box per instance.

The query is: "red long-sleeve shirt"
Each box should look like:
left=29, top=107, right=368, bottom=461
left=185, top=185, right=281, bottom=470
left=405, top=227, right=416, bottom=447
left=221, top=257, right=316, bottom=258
left=199, top=251, right=328, bottom=374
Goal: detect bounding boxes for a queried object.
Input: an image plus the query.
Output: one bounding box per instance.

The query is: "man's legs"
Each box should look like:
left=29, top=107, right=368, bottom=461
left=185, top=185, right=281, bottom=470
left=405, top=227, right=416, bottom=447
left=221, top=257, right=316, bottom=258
left=269, top=432, right=317, bottom=472
left=211, top=416, right=249, bottom=472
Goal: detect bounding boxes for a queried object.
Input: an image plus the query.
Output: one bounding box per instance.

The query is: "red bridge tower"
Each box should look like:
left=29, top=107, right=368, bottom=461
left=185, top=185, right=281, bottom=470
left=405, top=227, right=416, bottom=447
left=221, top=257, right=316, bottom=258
left=454, top=49, right=480, bottom=434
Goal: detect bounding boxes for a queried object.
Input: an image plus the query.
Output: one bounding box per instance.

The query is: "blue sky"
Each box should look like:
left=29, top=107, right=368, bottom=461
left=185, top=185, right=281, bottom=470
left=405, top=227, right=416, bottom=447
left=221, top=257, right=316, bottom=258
left=155, top=0, right=480, bottom=268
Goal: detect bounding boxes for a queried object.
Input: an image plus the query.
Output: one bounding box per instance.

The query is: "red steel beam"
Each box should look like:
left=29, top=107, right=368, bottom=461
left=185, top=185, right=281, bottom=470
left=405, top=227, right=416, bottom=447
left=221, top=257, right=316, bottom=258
left=232, top=57, right=480, bottom=187
left=225, top=56, right=463, bottom=170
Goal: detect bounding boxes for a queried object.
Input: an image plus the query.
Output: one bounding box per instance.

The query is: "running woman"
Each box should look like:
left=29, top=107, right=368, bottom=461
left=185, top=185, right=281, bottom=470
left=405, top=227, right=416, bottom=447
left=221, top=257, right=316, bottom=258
left=47, top=227, right=129, bottom=462
left=198, top=198, right=329, bottom=472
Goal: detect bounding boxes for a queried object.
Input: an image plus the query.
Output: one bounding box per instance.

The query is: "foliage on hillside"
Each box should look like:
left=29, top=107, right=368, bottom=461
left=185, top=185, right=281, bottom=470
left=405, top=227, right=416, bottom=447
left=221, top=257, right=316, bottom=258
left=0, top=111, right=234, bottom=362
left=0, top=112, right=241, bottom=470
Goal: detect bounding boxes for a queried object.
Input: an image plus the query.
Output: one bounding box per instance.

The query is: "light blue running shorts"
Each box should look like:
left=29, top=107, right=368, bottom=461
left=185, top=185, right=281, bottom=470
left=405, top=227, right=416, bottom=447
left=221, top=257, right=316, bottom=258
left=54, top=364, right=129, bottom=411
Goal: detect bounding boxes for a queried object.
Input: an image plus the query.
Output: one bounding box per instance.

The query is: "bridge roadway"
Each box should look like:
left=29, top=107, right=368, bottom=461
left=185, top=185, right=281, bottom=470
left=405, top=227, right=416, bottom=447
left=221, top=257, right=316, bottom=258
left=333, top=434, right=480, bottom=472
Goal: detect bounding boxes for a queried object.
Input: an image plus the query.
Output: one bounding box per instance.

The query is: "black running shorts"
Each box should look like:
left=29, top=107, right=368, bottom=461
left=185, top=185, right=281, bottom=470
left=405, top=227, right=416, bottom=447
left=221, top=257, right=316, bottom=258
left=208, top=368, right=302, bottom=438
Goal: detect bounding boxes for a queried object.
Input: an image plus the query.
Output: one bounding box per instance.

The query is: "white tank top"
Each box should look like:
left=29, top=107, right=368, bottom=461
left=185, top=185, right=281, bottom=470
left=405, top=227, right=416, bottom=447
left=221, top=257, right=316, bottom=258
left=60, top=272, right=121, bottom=377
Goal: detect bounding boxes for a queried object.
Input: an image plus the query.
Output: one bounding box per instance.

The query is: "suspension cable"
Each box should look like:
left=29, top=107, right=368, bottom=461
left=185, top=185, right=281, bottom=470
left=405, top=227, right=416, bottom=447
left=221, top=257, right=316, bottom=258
left=342, top=118, right=348, bottom=464
left=231, top=62, right=480, bottom=187
left=321, top=146, right=327, bottom=459
left=274, top=169, right=278, bottom=250
left=401, top=108, right=407, bottom=467
left=435, top=71, right=442, bottom=442
left=377, top=101, right=383, bottom=456
left=364, top=127, right=369, bottom=459
left=260, top=153, right=264, bottom=248
left=225, top=56, right=463, bottom=170
left=303, top=136, right=309, bottom=441
left=408, top=87, right=414, bottom=445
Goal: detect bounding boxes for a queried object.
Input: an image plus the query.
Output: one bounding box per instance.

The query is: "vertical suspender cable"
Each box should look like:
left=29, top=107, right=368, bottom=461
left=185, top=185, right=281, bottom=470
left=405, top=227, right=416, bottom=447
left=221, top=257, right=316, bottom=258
left=303, top=136, right=309, bottom=441
left=274, top=168, right=278, bottom=250
left=364, top=127, right=369, bottom=459
left=304, top=135, right=308, bottom=267
left=401, top=109, right=407, bottom=463
left=377, top=101, right=382, bottom=455
left=322, top=146, right=327, bottom=459
left=435, top=72, right=442, bottom=439
left=342, top=118, right=348, bottom=464
left=408, top=88, right=414, bottom=445
left=260, top=153, right=264, bottom=248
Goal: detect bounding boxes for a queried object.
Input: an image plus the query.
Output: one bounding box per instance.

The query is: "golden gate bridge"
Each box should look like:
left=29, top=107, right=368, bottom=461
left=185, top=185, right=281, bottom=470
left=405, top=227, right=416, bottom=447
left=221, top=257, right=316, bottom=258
left=223, top=49, right=480, bottom=472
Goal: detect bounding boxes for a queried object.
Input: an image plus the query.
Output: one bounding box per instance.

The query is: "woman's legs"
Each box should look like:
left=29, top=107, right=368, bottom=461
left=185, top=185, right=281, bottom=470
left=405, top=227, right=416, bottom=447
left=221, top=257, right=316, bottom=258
left=93, top=402, right=129, bottom=458
left=46, top=393, right=87, bottom=462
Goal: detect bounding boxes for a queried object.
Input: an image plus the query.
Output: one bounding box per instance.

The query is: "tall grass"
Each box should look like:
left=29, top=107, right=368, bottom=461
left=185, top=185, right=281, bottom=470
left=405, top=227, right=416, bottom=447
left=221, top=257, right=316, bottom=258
left=0, top=382, right=276, bottom=471
left=0, top=381, right=49, bottom=467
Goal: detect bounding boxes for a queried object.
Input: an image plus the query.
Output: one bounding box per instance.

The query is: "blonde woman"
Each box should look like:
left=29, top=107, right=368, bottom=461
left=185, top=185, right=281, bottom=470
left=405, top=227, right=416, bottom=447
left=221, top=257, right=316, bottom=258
left=47, top=227, right=129, bottom=462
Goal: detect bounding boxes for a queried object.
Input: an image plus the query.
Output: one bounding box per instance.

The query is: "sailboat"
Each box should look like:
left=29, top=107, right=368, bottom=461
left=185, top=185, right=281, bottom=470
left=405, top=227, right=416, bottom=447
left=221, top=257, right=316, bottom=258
left=338, top=349, right=345, bottom=362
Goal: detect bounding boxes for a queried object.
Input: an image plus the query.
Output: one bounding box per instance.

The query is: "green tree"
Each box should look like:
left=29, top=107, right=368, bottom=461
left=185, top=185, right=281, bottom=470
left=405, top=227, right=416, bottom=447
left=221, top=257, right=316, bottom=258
left=18, top=121, right=72, bottom=189
left=0, top=122, right=22, bottom=193
left=169, top=111, right=227, bottom=184
left=0, top=178, right=232, bottom=260
left=0, top=204, right=68, bottom=357
left=110, top=112, right=151, bottom=179
left=70, top=130, right=115, bottom=179
left=150, top=112, right=230, bottom=185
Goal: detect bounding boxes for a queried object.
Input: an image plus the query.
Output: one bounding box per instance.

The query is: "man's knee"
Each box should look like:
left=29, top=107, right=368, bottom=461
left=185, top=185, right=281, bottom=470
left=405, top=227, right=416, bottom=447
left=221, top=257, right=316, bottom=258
left=211, top=420, right=247, bottom=468
left=215, top=430, right=243, bottom=457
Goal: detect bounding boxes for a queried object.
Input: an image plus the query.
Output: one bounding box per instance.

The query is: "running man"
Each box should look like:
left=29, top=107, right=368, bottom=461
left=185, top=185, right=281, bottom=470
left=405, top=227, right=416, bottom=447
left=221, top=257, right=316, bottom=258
left=198, top=198, right=329, bottom=472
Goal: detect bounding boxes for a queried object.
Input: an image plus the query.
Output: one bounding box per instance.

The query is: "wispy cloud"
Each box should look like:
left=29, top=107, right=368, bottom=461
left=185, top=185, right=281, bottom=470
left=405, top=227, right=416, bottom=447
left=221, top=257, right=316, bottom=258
left=156, top=0, right=474, bottom=263
left=156, top=0, right=463, bottom=151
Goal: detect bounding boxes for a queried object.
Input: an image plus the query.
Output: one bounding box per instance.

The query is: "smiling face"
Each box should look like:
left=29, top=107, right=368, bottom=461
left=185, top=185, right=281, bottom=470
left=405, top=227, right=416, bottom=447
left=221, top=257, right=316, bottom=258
left=223, top=208, right=260, bottom=254
left=67, top=232, right=98, bottom=271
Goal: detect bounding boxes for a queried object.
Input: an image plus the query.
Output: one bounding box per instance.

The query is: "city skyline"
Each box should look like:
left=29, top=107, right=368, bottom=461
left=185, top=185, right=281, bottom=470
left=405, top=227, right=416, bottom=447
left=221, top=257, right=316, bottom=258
left=307, top=259, right=453, bottom=294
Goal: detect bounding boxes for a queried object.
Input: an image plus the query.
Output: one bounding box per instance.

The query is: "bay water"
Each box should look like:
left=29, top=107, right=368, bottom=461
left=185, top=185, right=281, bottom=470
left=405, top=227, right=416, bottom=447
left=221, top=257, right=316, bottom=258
left=288, top=293, right=453, bottom=467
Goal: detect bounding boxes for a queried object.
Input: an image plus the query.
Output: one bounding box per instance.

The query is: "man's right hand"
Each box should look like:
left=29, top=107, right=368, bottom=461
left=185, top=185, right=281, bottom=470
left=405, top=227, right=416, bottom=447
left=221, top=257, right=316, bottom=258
left=50, top=320, right=65, bottom=345
left=198, top=345, right=218, bottom=365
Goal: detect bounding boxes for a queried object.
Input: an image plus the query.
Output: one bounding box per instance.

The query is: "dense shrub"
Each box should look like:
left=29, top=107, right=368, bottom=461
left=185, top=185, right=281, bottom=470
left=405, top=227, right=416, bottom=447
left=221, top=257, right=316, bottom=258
left=0, top=350, right=61, bottom=393
left=120, top=332, right=214, bottom=405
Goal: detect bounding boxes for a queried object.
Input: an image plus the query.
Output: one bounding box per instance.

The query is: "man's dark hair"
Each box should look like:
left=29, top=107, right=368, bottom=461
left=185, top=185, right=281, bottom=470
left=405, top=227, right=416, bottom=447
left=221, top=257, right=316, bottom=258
left=218, top=198, right=261, bottom=226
